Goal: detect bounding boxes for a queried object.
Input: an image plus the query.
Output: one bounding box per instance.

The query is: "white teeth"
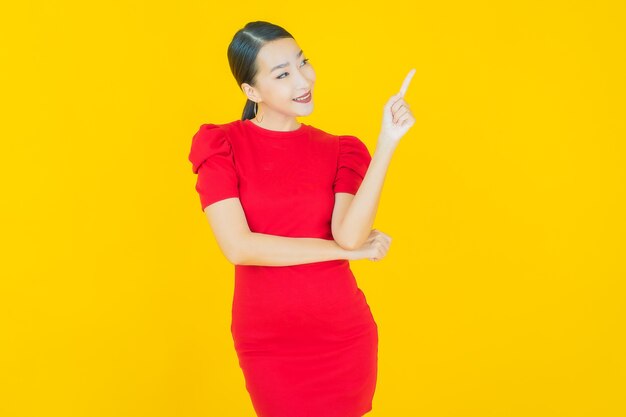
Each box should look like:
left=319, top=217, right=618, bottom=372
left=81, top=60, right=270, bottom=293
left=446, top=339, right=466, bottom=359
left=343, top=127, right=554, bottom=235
left=293, top=93, right=310, bottom=101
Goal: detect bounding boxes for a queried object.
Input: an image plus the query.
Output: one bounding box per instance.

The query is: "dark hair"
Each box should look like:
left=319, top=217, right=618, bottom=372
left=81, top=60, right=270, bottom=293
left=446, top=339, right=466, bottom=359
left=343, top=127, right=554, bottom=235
left=227, top=21, right=294, bottom=120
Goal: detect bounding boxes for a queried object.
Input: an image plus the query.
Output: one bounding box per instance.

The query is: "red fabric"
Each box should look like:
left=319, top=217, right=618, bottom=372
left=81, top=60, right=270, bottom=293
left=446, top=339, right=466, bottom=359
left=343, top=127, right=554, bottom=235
left=189, top=119, right=377, bottom=417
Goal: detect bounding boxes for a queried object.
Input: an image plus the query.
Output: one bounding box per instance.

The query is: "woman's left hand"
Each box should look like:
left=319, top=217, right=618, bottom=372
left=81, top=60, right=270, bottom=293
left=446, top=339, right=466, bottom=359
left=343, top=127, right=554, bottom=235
left=378, top=68, right=417, bottom=148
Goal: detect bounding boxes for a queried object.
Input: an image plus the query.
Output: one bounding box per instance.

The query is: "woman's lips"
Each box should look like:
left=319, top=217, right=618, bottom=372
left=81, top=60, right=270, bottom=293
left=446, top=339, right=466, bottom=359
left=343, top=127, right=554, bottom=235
left=293, top=91, right=312, bottom=103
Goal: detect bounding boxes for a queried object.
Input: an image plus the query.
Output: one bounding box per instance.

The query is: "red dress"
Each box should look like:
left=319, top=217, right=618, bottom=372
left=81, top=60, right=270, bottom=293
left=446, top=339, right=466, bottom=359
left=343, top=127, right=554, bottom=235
left=188, top=118, right=378, bottom=417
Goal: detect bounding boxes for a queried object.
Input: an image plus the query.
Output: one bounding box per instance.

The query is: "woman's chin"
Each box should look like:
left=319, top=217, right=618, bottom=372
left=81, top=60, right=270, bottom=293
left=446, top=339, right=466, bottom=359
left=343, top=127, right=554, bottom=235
left=297, top=104, right=314, bottom=116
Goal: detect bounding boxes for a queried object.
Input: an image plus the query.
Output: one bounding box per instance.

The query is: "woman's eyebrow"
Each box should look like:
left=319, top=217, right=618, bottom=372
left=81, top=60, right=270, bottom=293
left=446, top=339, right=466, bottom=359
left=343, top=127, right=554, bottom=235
left=270, top=50, right=304, bottom=72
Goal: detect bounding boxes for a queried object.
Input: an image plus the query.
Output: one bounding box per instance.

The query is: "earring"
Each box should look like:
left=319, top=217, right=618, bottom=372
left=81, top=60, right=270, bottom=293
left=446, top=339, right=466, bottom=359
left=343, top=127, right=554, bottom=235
left=254, top=101, right=264, bottom=123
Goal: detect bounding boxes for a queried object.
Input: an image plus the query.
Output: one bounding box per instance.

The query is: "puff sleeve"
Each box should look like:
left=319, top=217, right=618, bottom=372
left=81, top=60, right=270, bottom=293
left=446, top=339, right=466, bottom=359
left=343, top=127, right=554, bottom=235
left=333, top=135, right=372, bottom=195
left=188, top=124, right=240, bottom=211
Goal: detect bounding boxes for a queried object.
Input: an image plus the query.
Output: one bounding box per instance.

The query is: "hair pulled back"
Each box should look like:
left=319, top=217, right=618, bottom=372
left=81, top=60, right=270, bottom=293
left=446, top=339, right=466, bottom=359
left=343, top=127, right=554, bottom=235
left=227, top=21, right=294, bottom=120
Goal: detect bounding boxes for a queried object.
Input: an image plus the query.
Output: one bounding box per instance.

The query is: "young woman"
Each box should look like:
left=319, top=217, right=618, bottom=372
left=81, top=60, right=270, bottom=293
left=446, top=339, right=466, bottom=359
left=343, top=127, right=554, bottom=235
left=188, top=21, right=415, bottom=417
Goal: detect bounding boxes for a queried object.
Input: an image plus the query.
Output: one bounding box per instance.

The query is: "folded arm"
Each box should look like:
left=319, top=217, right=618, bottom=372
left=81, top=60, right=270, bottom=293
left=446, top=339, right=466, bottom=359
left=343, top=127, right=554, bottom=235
left=203, top=197, right=356, bottom=266
left=332, top=140, right=397, bottom=250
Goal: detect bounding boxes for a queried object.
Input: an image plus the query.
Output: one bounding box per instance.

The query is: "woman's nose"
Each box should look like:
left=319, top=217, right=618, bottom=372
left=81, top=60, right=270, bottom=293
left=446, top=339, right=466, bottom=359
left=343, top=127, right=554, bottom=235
left=295, top=68, right=311, bottom=89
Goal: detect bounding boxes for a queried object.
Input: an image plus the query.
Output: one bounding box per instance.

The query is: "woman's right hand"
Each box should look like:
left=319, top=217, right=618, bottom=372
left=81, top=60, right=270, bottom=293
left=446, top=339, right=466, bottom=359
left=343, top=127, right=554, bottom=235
left=377, top=68, right=416, bottom=149
left=353, top=229, right=392, bottom=262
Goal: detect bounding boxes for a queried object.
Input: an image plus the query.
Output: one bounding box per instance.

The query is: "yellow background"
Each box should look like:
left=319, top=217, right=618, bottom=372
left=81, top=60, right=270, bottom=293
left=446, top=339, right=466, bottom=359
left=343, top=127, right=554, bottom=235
left=2, top=1, right=625, bottom=416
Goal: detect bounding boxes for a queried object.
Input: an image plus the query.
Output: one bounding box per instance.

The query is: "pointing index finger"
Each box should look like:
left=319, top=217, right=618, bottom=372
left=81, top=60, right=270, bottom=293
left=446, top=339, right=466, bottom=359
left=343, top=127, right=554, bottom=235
left=399, top=68, right=416, bottom=97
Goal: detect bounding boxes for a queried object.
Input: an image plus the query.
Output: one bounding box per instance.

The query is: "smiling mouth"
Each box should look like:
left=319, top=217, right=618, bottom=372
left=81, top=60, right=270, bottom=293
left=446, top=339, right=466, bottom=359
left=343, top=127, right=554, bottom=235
left=293, top=91, right=312, bottom=102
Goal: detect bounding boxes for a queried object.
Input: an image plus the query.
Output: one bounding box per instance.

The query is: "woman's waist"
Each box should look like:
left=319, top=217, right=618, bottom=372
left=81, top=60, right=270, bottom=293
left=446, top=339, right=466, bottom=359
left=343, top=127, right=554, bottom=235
left=235, top=258, right=349, bottom=273
left=233, top=260, right=359, bottom=307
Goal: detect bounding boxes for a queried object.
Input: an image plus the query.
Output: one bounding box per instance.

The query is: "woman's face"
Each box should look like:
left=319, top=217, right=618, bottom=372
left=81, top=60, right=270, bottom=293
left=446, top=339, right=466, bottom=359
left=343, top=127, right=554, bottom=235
left=243, top=37, right=316, bottom=119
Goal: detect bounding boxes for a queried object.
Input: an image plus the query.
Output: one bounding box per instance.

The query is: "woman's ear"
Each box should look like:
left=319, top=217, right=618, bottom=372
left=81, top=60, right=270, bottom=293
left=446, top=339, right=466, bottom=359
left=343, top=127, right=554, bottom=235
left=241, top=83, right=259, bottom=103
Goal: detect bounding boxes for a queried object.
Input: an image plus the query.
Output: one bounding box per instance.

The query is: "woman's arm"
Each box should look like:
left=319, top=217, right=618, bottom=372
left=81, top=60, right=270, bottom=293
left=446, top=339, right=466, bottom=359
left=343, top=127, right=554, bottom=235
left=334, top=69, right=417, bottom=251
left=203, top=197, right=360, bottom=266
left=238, top=232, right=354, bottom=266
left=332, top=140, right=397, bottom=250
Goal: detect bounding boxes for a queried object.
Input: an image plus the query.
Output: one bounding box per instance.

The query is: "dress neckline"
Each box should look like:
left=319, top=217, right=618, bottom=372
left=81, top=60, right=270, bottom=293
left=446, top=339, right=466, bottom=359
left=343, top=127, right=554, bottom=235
left=243, top=118, right=309, bottom=139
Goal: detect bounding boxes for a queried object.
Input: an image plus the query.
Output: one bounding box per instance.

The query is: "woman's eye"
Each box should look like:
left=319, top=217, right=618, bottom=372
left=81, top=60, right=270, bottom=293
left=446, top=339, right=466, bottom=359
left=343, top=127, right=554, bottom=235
left=277, top=59, right=310, bottom=79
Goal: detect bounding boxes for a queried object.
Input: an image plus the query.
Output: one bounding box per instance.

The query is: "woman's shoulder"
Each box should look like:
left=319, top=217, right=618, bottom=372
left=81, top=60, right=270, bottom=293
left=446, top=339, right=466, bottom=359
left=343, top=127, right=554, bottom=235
left=195, top=119, right=244, bottom=136
left=189, top=120, right=245, bottom=174
left=306, top=123, right=353, bottom=142
left=307, top=125, right=368, bottom=151
left=191, top=120, right=251, bottom=148
left=194, top=120, right=363, bottom=146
